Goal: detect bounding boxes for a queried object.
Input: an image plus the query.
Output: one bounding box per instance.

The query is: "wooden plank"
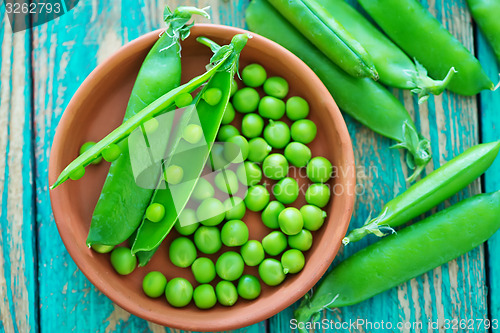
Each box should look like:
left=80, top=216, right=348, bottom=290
left=32, top=0, right=265, bottom=332
left=268, top=0, right=488, bottom=331
left=0, top=6, right=38, bottom=333
left=477, top=24, right=500, bottom=321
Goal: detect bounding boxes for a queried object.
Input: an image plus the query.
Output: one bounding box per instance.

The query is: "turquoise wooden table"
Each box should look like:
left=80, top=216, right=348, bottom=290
left=1, top=0, right=500, bottom=332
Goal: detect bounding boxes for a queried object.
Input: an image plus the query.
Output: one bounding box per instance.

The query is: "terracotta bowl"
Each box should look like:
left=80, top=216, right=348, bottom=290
left=49, top=24, right=355, bottom=331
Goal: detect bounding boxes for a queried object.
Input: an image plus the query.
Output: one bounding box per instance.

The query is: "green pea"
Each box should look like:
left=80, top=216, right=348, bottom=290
left=259, top=258, right=286, bottom=286
left=286, top=96, right=309, bottom=120
left=307, top=157, right=333, bottom=183
left=221, top=220, right=249, bottom=247
left=182, top=124, right=203, bottom=144
left=215, top=170, right=239, bottom=195
left=217, top=124, right=240, bottom=142
left=241, top=240, right=265, bottom=266
left=197, top=198, right=225, bottom=226
left=192, top=178, right=215, bottom=202
left=224, top=196, right=246, bottom=220
left=165, top=277, right=193, bottom=307
left=110, top=247, right=137, bottom=275
left=284, top=142, right=312, bottom=167
left=232, top=87, right=260, bottom=113
left=288, top=229, right=313, bottom=251
left=145, top=203, right=165, bottom=223
left=203, top=87, right=223, bottom=106
left=194, top=226, right=222, bottom=254
left=175, top=92, right=194, bottom=108
left=216, top=251, right=245, bottom=281
left=174, top=209, right=199, bottom=236
left=69, top=166, right=85, bottom=180
left=142, top=271, right=167, bottom=298
left=247, top=137, right=272, bottom=163
left=262, top=153, right=289, bottom=180
left=261, top=201, right=285, bottom=229
left=305, top=183, right=331, bottom=208
left=273, top=177, right=299, bottom=204
left=91, top=244, right=114, bottom=254
left=281, top=249, right=305, bottom=274
left=143, top=118, right=159, bottom=134
left=193, top=284, right=217, bottom=309
left=258, top=96, right=286, bottom=120
left=242, top=63, right=267, bottom=87
left=169, top=237, right=197, bottom=268
left=245, top=185, right=270, bottom=212
left=237, top=275, right=262, bottom=300
left=300, top=205, right=327, bottom=231
left=222, top=102, right=236, bottom=125
left=237, top=161, right=262, bottom=186
left=278, top=207, right=304, bottom=236
left=262, top=231, right=287, bottom=256
left=291, top=119, right=317, bottom=144
left=209, top=143, right=228, bottom=170
left=242, top=113, right=265, bottom=138
left=263, top=121, right=291, bottom=149
left=224, top=135, right=249, bottom=162
left=164, top=165, right=184, bottom=185
left=263, top=76, right=289, bottom=99
left=80, top=141, right=102, bottom=165
left=102, top=143, right=121, bottom=162
left=191, top=257, right=216, bottom=283
left=216, top=281, right=239, bottom=306
left=230, top=78, right=238, bottom=97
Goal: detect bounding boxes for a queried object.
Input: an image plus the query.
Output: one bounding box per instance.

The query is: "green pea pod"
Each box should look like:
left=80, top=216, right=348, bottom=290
left=86, top=6, right=210, bottom=247
left=358, top=0, right=493, bottom=96
left=467, top=0, right=500, bottom=63
left=322, top=0, right=455, bottom=103
left=50, top=45, right=235, bottom=189
left=131, top=34, right=249, bottom=257
left=246, top=0, right=431, bottom=182
left=294, top=190, right=500, bottom=329
left=266, top=0, right=377, bottom=79
left=344, top=140, right=500, bottom=244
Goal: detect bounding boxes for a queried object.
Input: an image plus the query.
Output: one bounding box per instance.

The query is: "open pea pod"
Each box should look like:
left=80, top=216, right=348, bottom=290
left=50, top=47, right=235, bottom=189
left=131, top=34, right=249, bottom=259
left=86, top=6, right=210, bottom=248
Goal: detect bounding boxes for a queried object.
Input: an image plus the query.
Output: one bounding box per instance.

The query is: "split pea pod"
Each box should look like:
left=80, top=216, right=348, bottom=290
left=50, top=43, right=235, bottom=189
left=344, top=140, right=500, bottom=244
left=358, top=0, right=493, bottom=96
left=266, top=0, right=377, bottom=79
left=322, top=0, right=455, bottom=103
left=246, top=0, right=431, bottom=181
left=86, top=6, right=209, bottom=247
left=131, top=34, right=249, bottom=259
left=466, top=0, right=500, bottom=63
left=294, top=190, right=500, bottom=330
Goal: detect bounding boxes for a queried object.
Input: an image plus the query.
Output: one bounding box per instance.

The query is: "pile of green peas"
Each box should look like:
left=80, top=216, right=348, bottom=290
left=95, top=63, right=334, bottom=310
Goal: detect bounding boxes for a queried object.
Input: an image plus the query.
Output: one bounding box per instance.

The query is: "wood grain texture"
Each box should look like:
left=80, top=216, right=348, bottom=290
left=31, top=0, right=264, bottom=332
left=0, top=6, right=38, bottom=333
left=477, top=26, right=500, bottom=322
left=268, top=0, right=488, bottom=331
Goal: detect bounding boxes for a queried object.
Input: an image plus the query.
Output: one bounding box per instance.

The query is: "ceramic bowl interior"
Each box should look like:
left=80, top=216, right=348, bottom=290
left=49, top=24, right=355, bottom=331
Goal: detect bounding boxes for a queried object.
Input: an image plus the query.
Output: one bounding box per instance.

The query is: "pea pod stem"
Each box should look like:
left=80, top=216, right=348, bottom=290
left=344, top=141, right=500, bottom=245
left=358, top=0, right=493, bottom=95
left=50, top=47, right=234, bottom=189
left=266, top=0, right=377, bottom=79
left=246, top=0, right=432, bottom=181
left=295, top=190, right=500, bottom=331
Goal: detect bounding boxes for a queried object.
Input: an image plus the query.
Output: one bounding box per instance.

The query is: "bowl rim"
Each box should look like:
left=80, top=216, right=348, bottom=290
left=48, top=23, right=356, bottom=330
